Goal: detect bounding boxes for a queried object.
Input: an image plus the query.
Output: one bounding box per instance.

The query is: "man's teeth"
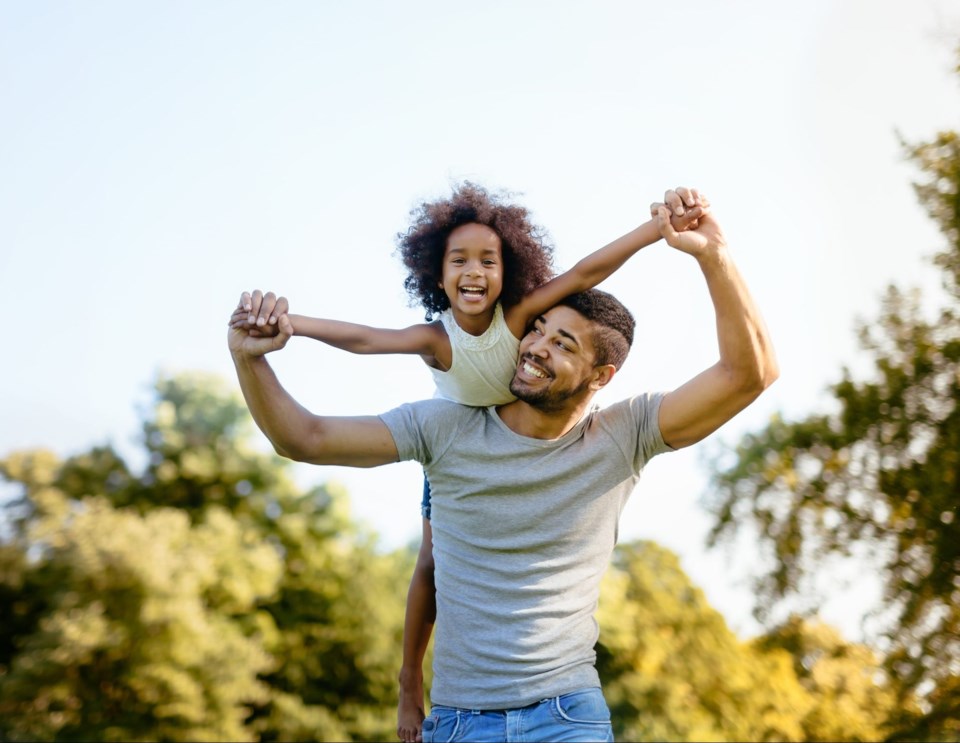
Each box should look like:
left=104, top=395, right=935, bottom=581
left=523, top=362, right=547, bottom=379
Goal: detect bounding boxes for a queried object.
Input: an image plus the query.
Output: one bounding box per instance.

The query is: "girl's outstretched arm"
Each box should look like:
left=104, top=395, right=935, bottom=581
left=290, top=315, right=446, bottom=359
left=503, top=187, right=707, bottom=339
left=231, top=290, right=451, bottom=368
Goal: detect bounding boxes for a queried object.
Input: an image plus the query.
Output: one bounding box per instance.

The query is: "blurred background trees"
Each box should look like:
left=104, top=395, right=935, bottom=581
left=0, top=373, right=412, bottom=742
left=0, top=372, right=907, bottom=741
left=705, top=68, right=960, bottom=742
left=597, top=542, right=897, bottom=742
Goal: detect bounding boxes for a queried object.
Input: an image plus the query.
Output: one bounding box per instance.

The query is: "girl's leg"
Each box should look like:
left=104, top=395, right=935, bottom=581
left=397, top=478, right=436, bottom=742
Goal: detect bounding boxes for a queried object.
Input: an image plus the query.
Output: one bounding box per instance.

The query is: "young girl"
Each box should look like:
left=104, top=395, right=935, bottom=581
left=232, top=182, right=706, bottom=743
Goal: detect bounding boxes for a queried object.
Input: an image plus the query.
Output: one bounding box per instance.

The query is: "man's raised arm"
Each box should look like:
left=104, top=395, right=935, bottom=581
left=228, top=292, right=400, bottom=467
left=653, top=205, right=779, bottom=450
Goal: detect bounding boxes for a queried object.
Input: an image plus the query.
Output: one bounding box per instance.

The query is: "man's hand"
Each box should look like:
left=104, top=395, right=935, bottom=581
left=227, top=290, right=293, bottom=357
left=650, top=186, right=710, bottom=232
left=656, top=198, right=727, bottom=261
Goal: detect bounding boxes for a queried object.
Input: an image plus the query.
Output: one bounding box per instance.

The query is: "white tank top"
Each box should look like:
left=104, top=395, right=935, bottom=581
left=428, top=303, right=521, bottom=406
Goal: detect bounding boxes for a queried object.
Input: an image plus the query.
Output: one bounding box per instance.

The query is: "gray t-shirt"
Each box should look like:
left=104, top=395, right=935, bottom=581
left=380, top=392, right=671, bottom=710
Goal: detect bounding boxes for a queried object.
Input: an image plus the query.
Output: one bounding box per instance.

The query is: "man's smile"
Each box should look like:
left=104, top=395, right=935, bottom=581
left=520, top=356, right=551, bottom=379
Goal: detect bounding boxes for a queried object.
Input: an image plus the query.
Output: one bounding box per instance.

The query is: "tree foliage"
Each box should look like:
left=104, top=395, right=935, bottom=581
left=705, top=68, right=960, bottom=740
left=596, top=541, right=896, bottom=742
left=0, top=372, right=411, bottom=742
left=0, top=494, right=279, bottom=742
left=754, top=617, right=897, bottom=742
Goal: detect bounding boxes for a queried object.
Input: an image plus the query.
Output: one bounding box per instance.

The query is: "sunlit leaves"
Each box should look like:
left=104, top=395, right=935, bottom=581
left=596, top=542, right=893, bottom=741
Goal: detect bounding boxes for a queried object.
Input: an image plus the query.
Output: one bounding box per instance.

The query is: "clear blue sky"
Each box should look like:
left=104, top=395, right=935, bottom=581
left=2, top=0, right=958, bottom=639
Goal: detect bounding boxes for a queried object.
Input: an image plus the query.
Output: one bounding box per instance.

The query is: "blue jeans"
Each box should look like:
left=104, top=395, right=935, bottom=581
left=421, top=687, right=614, bottom=743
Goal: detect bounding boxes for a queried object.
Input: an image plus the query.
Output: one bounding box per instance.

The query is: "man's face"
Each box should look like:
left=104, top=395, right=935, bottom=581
left=510, top=306, right=603, bottom=412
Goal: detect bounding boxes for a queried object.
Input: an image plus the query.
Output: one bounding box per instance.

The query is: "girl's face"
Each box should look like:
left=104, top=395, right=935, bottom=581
left=439, top=223, right=504, bottom=329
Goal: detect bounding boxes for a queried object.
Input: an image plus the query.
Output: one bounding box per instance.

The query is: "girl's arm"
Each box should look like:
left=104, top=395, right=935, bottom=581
left=503, top=188, right=707, bottom=339
left=231, top=290, right=450, bottom=366
left=289, top=314, right=447, bottom=360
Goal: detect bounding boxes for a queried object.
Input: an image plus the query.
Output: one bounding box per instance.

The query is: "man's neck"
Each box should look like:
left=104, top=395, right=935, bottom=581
left=495, top=395, right=595, bottom=440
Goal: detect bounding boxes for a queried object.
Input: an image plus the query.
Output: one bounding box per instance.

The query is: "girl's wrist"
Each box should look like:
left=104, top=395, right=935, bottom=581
left=287, top=314, right=303, bottom=336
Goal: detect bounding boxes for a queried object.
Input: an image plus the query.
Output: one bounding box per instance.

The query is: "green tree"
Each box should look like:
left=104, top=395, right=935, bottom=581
left=705, top=68, right=960, bottom=740
left=0, top=485, right=280, bottom=742
left=0, top=372, right=412, bottom=742
left=753, top=617, right=897, bottom=742
left=597, top=540, right=812, bottom=742
left=597, top=541, right=900, bottom=742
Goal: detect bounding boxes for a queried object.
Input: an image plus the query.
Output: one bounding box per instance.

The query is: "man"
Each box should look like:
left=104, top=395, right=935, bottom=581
left=229, top=193, right=778, bottom=743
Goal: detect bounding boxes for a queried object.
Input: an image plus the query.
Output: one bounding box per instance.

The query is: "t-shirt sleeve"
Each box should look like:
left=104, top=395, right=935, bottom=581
left=378, top=398, right=467, bottom=467
left=598, top=392, right=674, bottom=473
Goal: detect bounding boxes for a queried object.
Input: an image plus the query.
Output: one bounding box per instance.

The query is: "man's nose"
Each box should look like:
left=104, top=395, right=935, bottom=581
left=526, top=336, right=549, bottom=357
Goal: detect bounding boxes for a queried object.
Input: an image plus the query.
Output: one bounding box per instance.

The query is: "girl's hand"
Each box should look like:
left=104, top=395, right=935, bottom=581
left=241, top=290, right=290, bottom=329
left=228, top=290, right=291, bottom=337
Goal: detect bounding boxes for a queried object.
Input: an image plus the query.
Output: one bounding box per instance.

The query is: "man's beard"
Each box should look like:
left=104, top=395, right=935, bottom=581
left=509, top=371, right=592, bottom=413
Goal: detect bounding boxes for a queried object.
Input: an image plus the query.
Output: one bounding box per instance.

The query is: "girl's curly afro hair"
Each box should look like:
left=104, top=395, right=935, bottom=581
left=396, top=182, right=556, bottom=320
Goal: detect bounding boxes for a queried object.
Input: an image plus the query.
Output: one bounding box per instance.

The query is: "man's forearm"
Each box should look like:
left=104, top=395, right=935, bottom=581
left=654, top=206, right=778, bottom=449
left=231, top=351, right=319, bottom=459
left=231, top=347, right=401, bottom=467
left=698, top=248, right=779, bottom=389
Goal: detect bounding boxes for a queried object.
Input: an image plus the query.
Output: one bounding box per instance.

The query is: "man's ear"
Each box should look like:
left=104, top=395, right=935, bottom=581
left=589, top=364, right=617, bottom=391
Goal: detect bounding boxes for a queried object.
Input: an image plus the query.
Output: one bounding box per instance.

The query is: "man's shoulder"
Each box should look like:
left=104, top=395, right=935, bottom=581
left=587, top=391, right=672, bottom=459
left=384, top=397, right=485, bottom=424
left=590, top=392, right=663, bottom=418
left=379, top=398, right=486, bottom=462
left=405, top=397, right=479, bottom=413
left=586, top=392, right=668, bottom=439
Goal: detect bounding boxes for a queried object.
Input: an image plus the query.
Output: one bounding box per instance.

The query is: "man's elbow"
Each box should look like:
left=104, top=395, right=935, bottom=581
left=763, top=356, right=781, bottom=389
left=269, top=440, right=298, bottom=461
left=270, top=436, right=315, bottom=463
left=740, top=354, right=780, bottom=397
left=758, top=344, right=781, bottom=390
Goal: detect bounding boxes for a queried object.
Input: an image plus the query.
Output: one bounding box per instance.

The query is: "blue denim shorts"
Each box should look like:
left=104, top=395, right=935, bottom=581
left=421, top=473, right=432, bottom=520
left=422, top=687, right=613, bottom=743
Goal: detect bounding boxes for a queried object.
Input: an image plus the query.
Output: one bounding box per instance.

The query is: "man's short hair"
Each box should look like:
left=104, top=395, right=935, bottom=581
left=557, top=289, right=635, bottom=369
